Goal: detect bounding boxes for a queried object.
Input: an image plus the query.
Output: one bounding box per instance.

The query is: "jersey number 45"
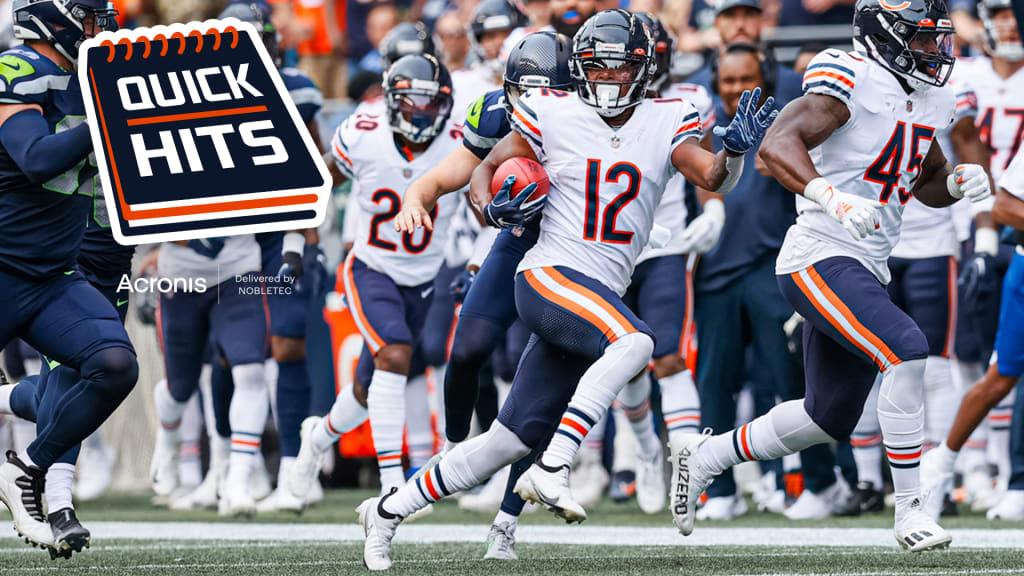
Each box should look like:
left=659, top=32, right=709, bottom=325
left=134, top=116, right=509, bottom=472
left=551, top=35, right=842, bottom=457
left=864, top=122, right=935, bottom=205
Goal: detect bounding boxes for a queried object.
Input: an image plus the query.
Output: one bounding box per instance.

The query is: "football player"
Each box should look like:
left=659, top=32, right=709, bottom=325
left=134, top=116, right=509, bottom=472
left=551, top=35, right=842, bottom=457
left=0, top=0, right=138, bottom=553
left=670, top=0, right=990, bottom=551
left=467, top=0, right=528, bottom=85
left=920, top=0, right=1024, bottom=506
left=358, top=10, right=769, bottom=569
left=288, top=54, right=462, bottom=499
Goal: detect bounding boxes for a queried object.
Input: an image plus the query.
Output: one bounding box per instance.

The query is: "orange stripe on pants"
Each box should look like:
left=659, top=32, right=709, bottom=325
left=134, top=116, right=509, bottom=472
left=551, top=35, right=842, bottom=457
left=523, top=269, right=620, bottom=343
left=542, top=267, right=637, bottom=334
left=343, top=254, right=387, bottom=352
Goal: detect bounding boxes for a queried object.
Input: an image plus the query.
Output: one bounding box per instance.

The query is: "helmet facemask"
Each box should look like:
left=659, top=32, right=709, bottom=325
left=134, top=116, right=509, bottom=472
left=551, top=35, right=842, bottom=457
left=571, top=53, right=651, bottom=117
left=386, top=80, right=453, bottom=144
left=860, top=12, right=954, bottom=90
left=981, top=6, right=1024, bottom=61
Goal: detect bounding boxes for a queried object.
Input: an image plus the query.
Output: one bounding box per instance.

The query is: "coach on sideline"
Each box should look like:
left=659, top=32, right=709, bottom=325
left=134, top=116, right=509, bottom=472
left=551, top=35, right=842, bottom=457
left=687, top=38, right=842, bottom=520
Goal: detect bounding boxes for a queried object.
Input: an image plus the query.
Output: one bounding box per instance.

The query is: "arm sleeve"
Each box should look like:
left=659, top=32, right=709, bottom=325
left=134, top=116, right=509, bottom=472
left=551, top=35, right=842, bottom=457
left=802, top=49, right=857, bottom=114
left=0, top=110, right=92, bottom=185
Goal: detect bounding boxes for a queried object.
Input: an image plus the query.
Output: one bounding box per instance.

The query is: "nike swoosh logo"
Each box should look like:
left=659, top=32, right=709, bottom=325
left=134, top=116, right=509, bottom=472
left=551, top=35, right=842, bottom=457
left=3, top=62, right=21, bottom=71
left=116, top=299, right=129, bottom=307
left=421, top=287, right=434, bottom=299
left=828, top=53, right=841, bottom=58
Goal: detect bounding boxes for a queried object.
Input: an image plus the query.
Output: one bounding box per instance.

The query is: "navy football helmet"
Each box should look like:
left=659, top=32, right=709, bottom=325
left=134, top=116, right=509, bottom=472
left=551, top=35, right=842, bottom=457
left=385, top=54, right=454, bottom=144
left=470, top=0, right=528, bottom=70
left=570, top=9, right=655, bottom=117
left=380, top=22, right=437, bottom=71
left=503, top=31, right=573, bottom=116
left=633, top=12, right=674, bottom=94
left=979, top=0, right=1024, bottom=61
left=853, top=0, right=955, bottom=90
left=13, top=0, right=119, bottom=65
left=219, top=2, right=279, bottom=66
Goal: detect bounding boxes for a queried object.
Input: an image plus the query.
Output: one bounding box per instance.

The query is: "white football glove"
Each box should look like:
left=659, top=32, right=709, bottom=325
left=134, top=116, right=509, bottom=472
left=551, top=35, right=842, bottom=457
left=804, top=177, right=882, bottom=242
left=947, top=163, right=991, bottom=203
left=680, top=198, right=725, bottom=254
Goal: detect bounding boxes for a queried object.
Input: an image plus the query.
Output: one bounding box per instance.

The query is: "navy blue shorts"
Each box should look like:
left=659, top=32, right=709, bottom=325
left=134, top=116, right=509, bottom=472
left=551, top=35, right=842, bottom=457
left=0, top=268, right=133, bottom=371
left=777, top=257, right=928, bottom=438
left=340, top=254, right=433, bottom=355
left=887, top=256, right=956, bottom=358
left=159, top=273, right=268, bottom=402
left=515, top=266, right=653, bottom=362
left=460, top=224, right=540, bottom=327
left=995, top=251, right=1024, bottom=377
left=264, top=245, right=326, bottom=340
left=623, top=255, right=690, bottom=359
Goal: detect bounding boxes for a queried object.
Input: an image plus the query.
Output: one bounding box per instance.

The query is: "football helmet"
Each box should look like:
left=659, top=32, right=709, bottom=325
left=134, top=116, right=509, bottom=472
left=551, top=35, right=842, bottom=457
left=380, top=22, right=436, bottom=71
left=503, top=31, right=573, bottom=117
left=570, top=9, right=655, bottom=117
left=979, top=0, right=1024, bottom=61
left=853, top=0, right=955, bottom=90
left=470, top=0, right=528, bottom=72
left=219, top=2, right=279, bottom=66
left=633, top=12, right=674, bottom=94
left=385, top=54, right=454, bottom=144
left=13, top=0, right=119, bottom=65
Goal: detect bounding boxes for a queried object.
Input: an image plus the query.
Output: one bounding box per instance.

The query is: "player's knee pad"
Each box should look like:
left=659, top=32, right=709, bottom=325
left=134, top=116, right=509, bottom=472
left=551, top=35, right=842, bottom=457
left=879, top=358, right=926, bottom=417
left=82, top=347, right=138, bottom=400
left=613, top=332, right=655, bottom=377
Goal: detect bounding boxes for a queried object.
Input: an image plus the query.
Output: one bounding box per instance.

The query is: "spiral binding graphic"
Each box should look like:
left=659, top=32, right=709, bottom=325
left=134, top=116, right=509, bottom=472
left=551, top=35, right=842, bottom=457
left=101, top=27, right=239, bottom=63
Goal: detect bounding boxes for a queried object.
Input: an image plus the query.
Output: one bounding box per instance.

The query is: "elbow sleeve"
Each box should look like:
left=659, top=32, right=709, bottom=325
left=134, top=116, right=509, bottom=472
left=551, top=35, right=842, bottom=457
left=0, top=110, right=93, bottom=185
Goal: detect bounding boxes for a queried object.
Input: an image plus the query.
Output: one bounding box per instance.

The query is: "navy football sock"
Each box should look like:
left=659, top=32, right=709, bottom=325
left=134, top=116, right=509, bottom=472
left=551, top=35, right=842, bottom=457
left=275, top=358, right=310, bottom=458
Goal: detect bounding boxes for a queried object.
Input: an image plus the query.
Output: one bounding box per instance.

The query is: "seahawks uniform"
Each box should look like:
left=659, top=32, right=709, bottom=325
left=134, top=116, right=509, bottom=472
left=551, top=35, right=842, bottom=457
left=775, top=48, right=956, bottom=439
left=0, top=45, right=135, bottom=470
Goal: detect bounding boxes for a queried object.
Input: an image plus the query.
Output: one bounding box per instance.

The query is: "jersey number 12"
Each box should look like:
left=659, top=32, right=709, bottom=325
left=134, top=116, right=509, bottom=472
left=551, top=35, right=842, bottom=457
left=583, top=159, right=641, bottom=244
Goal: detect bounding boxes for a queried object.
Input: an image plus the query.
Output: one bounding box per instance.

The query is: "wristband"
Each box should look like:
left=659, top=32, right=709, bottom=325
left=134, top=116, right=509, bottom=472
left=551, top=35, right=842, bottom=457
left=282, top=232, right=305, bottom=256
left=975, top=227, right=999, bottom=257
left=803, top=177, right=834, bottom=207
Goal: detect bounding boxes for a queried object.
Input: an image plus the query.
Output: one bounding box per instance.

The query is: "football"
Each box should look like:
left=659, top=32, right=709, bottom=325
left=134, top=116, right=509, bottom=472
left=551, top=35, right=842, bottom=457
left=491, top=157, right=550, bottom=203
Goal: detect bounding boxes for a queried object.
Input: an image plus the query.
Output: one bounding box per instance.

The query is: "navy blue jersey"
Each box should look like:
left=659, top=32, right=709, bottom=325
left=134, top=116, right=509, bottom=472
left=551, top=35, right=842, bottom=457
left=0, top=46, right=93, bottom=279
left=463, top=89, right=509, bottom=160
left=78, top=165, right=134, bottom=285
left=281, top=67, right=323, bottom=128
left=256, top=68, right=322, bottom=264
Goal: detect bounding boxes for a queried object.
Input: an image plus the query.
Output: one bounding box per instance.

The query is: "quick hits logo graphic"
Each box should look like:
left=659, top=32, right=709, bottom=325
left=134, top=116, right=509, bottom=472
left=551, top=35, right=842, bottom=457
left=78, top=19, right=331, bottom=245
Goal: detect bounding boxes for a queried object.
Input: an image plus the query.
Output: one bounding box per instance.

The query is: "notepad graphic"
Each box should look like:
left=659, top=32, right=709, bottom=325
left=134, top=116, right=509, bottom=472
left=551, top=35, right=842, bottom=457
left=79, top=19, right=331, bottom=245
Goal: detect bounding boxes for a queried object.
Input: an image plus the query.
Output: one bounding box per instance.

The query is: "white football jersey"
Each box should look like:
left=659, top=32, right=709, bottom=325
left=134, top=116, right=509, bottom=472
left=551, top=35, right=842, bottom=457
left=158, top=235, right=261, bottom=287
left=452, top=67, right=499, bottom=124
left=776, top=49, right=956, bottom=284
left=637, top=82, right=716, bottom=264
left=1001, top=147, right=1024, bottom=202
left=330, top=114, right=461, bottom=286
left=955, top=56, right=1024, bottom=184
left=511, top=88, right=703, bottom=295
left=893, top=78, right=977, bottom=259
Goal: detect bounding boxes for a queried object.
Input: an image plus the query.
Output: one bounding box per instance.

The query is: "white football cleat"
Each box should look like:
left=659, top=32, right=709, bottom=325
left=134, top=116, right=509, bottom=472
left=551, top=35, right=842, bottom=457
left=484, top=521, right=518, bottom=560
left=515, top=462, right=587, bottom=523
left=635, top=447, right=666, bottom=514
left=919, top=448, right=954, bottom=522
left=459, top=466, right=509, bottom=513
left=986, top=490, right=1024, bottom=520
left=149, top=431, right=179, bottom=500
left=570, top=447, right=608, bottom=510
left=0, top=451, right=55, bottom=550
left=289, top=417, right=325, bottom=502
left=357, top=489, right=402, bottom=571
left=249, top=462, right=273, bottom=502
left=306, top=477, right=325, bottom=506
left=895, top=500, right=952, bottom=552
left=697, top=494, right=747, bottom=520
left=669, top=433, right=712, bottom=535
left=170, top=469, right=221, bottom=511
left=964, top=469, right=995, bottom=512
left=257, top=486, right=305, bottom=514
left=784, top=480, right=848, bottom=520
left=218, top=476, right=256, bottom=518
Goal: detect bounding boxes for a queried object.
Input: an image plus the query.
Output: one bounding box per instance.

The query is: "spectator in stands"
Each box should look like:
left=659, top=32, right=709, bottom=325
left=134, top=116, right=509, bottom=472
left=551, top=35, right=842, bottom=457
left=357, top=3, right=400, bottom=73
left=774, top=0, right=854, bottom=27
left=436, top=10, right=471, bottom=72
left=666, top=0, right=720, bottom=53
left=687, top=0, right=784, bottom=84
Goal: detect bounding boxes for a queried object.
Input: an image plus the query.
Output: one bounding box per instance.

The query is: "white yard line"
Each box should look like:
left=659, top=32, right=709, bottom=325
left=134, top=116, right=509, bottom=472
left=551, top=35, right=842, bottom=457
left=1, top=523, right=1023, bottom=549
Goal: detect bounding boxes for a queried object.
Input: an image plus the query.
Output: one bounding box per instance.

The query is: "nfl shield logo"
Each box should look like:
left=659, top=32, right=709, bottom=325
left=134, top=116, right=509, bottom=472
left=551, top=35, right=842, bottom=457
left=403, top=168, right=414, bottom=180
left=906, top=100, right=913, bottom=112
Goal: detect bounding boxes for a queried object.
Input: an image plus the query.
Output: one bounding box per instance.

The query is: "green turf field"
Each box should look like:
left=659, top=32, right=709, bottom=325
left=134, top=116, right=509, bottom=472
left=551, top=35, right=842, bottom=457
left=1, top=490, right=1023, bottom=575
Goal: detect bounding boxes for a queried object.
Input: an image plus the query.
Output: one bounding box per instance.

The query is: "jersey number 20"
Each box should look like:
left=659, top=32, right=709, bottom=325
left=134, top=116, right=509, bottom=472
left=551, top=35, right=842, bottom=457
left=368, top=189, right=436, bottom=253
left=584, top=159, right=641, bottom=244
left=864, top=121, right=935, bottom=205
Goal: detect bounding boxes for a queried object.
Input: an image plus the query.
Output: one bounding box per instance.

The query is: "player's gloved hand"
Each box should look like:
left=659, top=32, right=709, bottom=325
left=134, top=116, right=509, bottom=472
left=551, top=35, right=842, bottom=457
left=484, top=175, right=546, bottom=229
left=713, top=87, right=778, bottom=155
left=804, top=178, right=882, bottom=241
left=947, top=164, right=991, bottom=203
left=187, top=237, right=227, bottom=259
left=680, top=198, right=725, bottom=254
left=278, top=232, right=305, bottom=281
left=449, top=267, right=477, bottom=304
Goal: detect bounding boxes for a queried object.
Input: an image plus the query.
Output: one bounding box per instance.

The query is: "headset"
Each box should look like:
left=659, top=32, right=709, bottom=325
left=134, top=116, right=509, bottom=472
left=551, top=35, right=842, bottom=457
left=710, top=42, right=777, bottom=98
